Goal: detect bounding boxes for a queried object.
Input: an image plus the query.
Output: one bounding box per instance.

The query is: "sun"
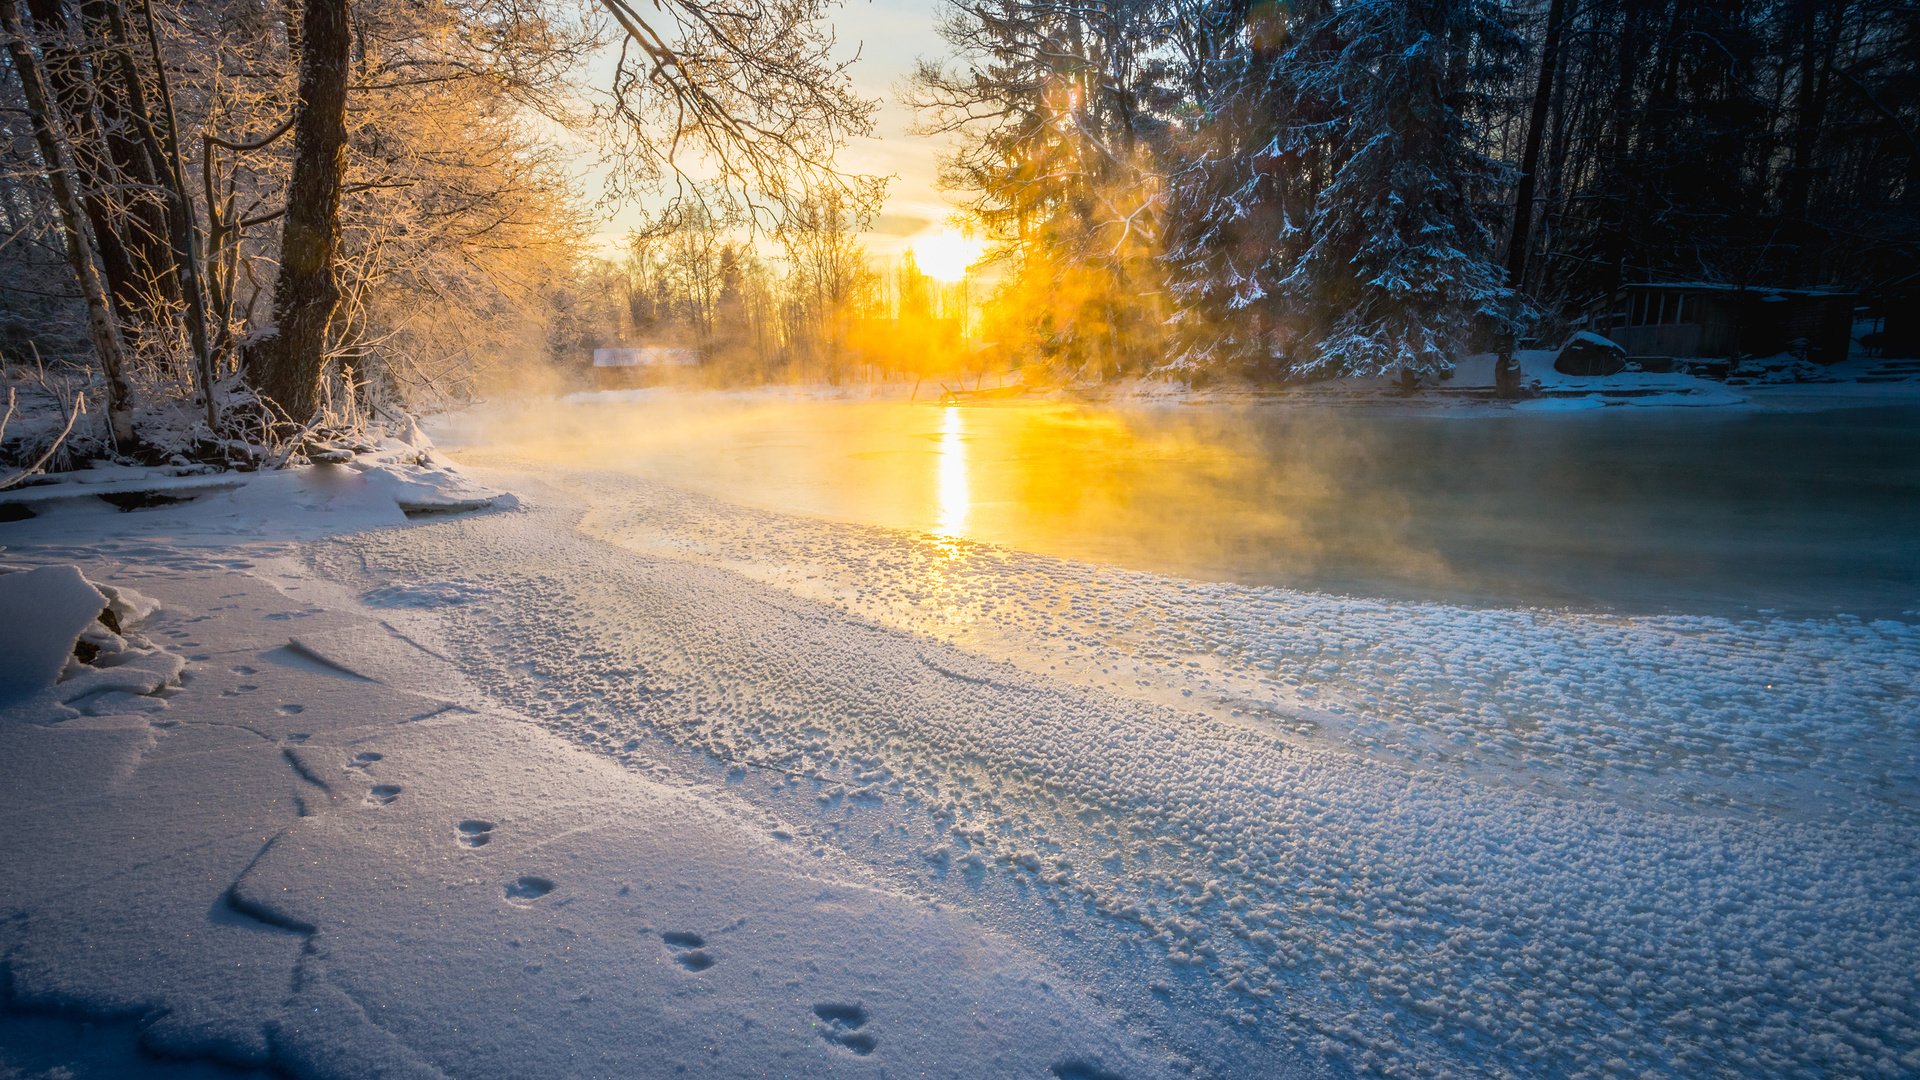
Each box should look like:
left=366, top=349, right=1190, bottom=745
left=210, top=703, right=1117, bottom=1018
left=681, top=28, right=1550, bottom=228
left=909, top=229, right=985, bottom=283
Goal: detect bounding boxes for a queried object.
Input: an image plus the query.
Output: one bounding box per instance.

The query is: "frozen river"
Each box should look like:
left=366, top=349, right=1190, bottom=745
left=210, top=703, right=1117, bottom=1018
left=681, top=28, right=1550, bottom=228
left=8, top=390, right=1906, bottom=1077
left=391, top=390, right=1920, bottom=1076
left=436, top=394, right=1920, bottom=618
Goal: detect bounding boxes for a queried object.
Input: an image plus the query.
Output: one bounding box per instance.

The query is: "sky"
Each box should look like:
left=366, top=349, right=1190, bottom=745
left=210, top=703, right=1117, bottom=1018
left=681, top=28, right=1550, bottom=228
left=576, top=0, right=963, bottom=265
left=831, top=0, right=962, bottom=258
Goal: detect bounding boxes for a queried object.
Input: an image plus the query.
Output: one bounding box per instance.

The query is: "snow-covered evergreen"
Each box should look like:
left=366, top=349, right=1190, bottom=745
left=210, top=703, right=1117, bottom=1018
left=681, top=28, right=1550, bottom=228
left=1274, top=0, right=1517, bottom=380
left=1161, top=0, right=1311, bottom=375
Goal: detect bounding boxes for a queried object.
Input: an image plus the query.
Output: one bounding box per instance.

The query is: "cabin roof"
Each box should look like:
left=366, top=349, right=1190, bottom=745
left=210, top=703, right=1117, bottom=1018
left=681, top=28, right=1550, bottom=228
left=592, top=346, right=698, bottom=367
left=1621, top=281, right=1857, bottom=299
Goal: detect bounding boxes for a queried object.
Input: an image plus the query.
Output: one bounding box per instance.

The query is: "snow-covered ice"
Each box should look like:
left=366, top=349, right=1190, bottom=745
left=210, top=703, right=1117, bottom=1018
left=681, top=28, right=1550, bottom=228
left=0, top=459, right=1170, bottom=1079
left=3, top=419, right=1917, bottom=1078
left=0, top=565, right=110, bottom=701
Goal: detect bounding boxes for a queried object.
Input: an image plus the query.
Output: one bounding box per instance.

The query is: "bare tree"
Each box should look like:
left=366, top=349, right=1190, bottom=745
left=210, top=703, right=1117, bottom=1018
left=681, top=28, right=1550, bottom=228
left=1, top=0, right=134, bottom=443
left=242, top=0, right=348, bottom=423
left=594, top=0, right=880, bottom=217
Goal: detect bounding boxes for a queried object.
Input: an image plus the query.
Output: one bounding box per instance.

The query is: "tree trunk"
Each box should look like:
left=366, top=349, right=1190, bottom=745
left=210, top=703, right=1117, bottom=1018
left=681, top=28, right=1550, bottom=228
left=21, top=0, right=145, bottom=321
left=1505, top=0, right=1567, bottom=295
left=134, top=0, right=217, bottom=429
left=82, top=0, right=189, bottom=316
left=2, top=0, right=135, bottom=445
left=245, top=0, right=350, bottom=424
left=1496, top=0, right=1567, bottom=394
left=1781, top=0, right=1839, bottom=284
left=1596, top=0, right=1642, bottom=312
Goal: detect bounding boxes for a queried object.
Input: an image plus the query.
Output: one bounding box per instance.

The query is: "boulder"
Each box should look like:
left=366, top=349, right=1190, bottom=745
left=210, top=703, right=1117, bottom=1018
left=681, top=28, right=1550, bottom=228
left=1554, top=332, right=1628, bottom=377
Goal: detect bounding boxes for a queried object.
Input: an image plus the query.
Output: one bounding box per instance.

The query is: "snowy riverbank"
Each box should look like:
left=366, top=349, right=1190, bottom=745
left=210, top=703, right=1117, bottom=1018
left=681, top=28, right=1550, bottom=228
left=0, top=460, right=1168, bottom=1079
left=4, top=440, right=1918, bottom=1077
left=543, top=346, right=1920, bottom=418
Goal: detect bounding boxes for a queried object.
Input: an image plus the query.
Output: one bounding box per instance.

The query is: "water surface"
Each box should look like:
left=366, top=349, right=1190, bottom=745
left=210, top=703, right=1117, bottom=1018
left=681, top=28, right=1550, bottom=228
left=438, top=395, right=1920, bottom=617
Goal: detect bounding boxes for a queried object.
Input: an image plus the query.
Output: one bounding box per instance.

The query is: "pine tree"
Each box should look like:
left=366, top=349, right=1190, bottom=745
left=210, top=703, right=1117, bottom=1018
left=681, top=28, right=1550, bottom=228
left=1162, top=0, right=1324, bottom=375
left=1271, top=0, right=1516, bottom=380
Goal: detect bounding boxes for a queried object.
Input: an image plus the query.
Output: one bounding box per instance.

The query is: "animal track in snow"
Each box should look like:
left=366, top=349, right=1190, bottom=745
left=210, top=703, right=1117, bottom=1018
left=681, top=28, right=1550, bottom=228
left=673, top=950, right=714, bottom=972
left=366, top=784, right=402, bottom=806
left=505, top=876, right=554, bottom=904
left=660, top=931, right=713, bottom=971
left=346, top=751, right=383, bottom=771
left=1052, top=1061, right=1128, bottom=1080
left=458, top=820, right=495, bottom=847
left=277, top=704, right=305, bottom=715
left=812, top=1003, right=875, bottom=1055
left=284, top=732, right=310, bottom=744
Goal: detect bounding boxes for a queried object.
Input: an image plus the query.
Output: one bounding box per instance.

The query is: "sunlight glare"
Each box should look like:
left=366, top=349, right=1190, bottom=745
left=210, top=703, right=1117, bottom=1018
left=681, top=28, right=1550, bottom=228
left=910, top=230, right=985, bottom=283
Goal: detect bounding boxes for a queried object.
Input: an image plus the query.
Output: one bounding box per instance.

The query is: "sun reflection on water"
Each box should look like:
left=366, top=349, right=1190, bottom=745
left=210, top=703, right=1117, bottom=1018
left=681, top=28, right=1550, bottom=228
left=934, top=405, right=969, bottom=539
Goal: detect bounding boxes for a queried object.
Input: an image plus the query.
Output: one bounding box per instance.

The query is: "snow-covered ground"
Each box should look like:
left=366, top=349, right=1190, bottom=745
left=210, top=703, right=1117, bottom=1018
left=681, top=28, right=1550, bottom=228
left=1, top=460, right=1170, bottom=1079
left=4, top=413, right=1918, bottom=1078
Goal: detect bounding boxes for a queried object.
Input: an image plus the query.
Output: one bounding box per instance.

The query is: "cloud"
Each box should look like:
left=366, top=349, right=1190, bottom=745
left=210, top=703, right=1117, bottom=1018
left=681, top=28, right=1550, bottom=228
left=870, top=212, right=932, bottom=237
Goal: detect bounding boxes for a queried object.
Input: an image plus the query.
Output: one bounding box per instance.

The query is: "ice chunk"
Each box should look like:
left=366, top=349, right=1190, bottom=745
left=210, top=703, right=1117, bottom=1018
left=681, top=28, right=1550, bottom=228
left=0, top=565, right=106, bottom=704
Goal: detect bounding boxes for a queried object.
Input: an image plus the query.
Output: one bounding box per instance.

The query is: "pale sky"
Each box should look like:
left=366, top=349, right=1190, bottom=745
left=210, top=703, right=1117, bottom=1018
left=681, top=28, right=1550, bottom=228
left=833, top=0, right=959, bottom=257
left=575, top=0, right=963, bottom=264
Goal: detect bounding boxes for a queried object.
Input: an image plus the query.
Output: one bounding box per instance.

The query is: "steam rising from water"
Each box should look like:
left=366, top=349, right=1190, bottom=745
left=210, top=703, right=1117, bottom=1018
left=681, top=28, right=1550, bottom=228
left=430, top=389, right=1920, bottom=617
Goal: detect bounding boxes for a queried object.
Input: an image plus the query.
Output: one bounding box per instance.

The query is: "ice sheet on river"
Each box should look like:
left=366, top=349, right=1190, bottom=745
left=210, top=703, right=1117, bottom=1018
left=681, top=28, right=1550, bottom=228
left=576, top=479, right=1920, bottom=826
left=301, top=468, right=1920, bottom=1078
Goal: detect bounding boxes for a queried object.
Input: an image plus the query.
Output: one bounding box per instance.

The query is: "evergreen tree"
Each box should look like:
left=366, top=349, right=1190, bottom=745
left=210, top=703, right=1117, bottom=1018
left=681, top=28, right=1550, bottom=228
left=1277, top=0, right=1517, bottom=380
left=1162, top=0, right=1323, bottom=375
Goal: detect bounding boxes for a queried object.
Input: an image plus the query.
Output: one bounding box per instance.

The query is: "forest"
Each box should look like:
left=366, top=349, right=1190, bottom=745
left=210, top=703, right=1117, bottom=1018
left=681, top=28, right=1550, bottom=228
left=3, top=0, right=1919, bottom=1073
left=2, top=0, right=1917, bottom=463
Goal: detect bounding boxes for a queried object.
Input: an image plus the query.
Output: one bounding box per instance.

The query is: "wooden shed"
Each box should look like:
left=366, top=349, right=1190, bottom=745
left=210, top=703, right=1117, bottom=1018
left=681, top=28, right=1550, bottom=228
left=1879, top=287, right=1920, bottom=357
left=591, top=346, right=699, bottom=388
left=1610, top=283, right=1857, bottom=364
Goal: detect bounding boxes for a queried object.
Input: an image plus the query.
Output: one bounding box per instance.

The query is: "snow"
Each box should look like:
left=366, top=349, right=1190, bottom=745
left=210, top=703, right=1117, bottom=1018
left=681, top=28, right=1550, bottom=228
left=1510, top=394, right=1608, bottom=411
left=1510, top=387, right=1748, bottom=410
left=3, top=425, right=1917, bottom=1078
left=0, top=470, right=244, bottom=504
left=0, top=456, right=1170, bottom=1079
left=0, top=565, right=106, bottom=702
left=1451, top=349, right=1744, bottom=403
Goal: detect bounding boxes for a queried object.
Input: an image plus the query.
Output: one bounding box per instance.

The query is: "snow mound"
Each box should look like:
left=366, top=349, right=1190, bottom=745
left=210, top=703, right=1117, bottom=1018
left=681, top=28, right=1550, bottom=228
left=343, top=439, right=509, bottom=515
left=0, top=565, right=108, bottom=703
left=0, top=564, right=182, bottom=718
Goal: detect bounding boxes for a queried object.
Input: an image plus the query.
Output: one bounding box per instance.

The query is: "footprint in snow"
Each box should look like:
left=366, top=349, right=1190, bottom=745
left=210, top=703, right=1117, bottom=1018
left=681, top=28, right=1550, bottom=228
left=813, top=1003, right=875, bottom=1055
left=346, top=751, right=383, bottom=771
left=1051, top=1061, right=1128, bottom=1080
left=366, top=784, right=402, bottom=806
left=458, top=820, right=495, bottom=848
left=505, top=876, right=554, bottom=905
left=661, top=931, right=714, bottom=972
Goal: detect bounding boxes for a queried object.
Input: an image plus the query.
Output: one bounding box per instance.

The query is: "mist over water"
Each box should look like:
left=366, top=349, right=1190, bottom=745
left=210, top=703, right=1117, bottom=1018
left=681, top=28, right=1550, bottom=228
left=433, top=392, right=1920, bottom=618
